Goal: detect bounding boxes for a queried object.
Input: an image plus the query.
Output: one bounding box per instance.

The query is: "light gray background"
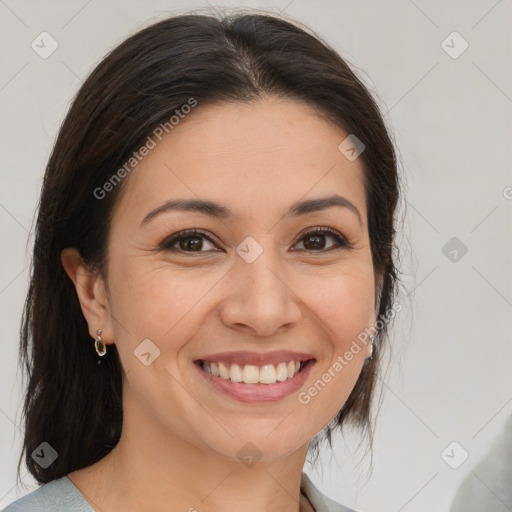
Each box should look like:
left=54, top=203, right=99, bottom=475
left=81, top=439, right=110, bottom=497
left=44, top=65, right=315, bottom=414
left=1, top=1, right=510, bottom=511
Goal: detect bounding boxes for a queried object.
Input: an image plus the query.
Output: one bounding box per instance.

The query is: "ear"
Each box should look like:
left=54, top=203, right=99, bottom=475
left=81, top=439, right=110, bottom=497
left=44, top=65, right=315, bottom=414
left=61, top=248, right=114, bottom=344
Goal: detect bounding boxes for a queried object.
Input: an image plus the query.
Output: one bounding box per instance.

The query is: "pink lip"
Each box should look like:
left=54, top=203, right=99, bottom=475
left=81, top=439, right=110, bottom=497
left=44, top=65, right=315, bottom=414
left=194, top=350, right=315, bottom=366
left=194, top=359, right=316, bottom=403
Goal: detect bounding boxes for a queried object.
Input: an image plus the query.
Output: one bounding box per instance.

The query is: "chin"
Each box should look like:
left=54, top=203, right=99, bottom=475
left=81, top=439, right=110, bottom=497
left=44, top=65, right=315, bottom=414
left=202, top=425, right=311, bottom=464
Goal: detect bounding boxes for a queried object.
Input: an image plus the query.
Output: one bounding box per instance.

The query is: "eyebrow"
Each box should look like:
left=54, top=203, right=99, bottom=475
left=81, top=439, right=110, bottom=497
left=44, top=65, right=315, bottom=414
left=140, top=194, right=362, bottom=227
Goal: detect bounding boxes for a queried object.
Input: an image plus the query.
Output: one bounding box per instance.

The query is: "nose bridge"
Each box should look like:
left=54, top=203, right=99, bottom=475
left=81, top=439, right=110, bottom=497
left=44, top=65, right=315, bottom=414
left=243, top=249, right=283, bottom=298
left=220, top=236, right=301, bottom=336
left=237, top=240, right=288, bottom=308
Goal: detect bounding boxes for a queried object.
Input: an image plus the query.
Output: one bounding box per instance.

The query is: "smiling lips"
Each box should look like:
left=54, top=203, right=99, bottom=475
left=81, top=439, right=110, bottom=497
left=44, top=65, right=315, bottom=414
left=200, top=360, right=304, bottom=384
left=194, top=350, right=315, bottom=385
left=194, top=351, right=316, bottom=402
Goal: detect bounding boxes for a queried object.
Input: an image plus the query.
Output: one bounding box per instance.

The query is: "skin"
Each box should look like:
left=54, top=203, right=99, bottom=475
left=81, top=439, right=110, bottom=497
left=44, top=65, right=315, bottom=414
left=61, top=96, right=381, bottom=512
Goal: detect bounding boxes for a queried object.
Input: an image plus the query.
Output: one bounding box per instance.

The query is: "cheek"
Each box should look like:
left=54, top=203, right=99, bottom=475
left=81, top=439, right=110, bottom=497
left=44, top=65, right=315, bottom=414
left=109, top=251, right=376, bottom=356
left=107, top=258, right=219, bottom=356
left=294, top=266, right=375, bottom=427
left=303, top=263, right=376, bottom=347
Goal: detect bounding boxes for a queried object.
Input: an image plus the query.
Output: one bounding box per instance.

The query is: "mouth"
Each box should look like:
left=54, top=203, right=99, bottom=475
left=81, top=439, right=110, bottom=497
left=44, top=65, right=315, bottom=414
left=194, top=358, right=315, bottom=384
left=193, top=357, right=316, bottom=402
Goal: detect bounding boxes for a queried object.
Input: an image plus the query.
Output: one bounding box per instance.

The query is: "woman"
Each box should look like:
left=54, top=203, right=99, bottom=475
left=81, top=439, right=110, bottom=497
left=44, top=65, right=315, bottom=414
left=4, top=8, right=400, bottom=512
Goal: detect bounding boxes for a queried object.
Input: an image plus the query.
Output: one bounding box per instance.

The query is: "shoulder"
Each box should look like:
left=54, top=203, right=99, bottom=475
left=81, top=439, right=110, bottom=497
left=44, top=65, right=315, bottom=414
left=301, top=472, right=357, bottom=512
left=449, top=413, right=512, bottom=511
left=3, top=472, right=354, bottom=512
left=2, top=476, right=93, bottom=512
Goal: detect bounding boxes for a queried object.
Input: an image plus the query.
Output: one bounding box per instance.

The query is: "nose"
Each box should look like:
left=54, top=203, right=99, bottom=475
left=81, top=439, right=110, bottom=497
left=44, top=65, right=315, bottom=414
left=218, top=246, right=302, bottom=338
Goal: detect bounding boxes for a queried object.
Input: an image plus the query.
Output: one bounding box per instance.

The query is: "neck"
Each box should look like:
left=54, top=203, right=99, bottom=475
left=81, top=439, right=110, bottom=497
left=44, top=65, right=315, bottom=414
left=69, top=390, right=313, bottom=512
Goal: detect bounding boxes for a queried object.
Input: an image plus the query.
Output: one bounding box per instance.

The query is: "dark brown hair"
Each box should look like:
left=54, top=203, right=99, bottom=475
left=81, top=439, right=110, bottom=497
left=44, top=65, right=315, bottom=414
left=17, top=8, right=400, bottom=485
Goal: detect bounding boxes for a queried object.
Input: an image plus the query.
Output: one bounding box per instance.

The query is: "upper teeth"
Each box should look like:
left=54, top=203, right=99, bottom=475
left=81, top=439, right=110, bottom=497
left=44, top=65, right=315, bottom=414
left=201, top=361, right=303, bottom=384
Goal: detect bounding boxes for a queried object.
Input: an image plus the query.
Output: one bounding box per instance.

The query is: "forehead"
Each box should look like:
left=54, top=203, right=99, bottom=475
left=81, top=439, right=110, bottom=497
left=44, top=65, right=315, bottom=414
left=111, top=97, right=367, bottom=227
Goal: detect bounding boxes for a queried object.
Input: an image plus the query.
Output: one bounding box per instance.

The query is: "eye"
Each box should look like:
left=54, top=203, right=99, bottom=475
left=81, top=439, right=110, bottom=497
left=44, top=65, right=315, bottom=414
left=293, top=227, right=348, bottom=252
left=159, top=226, right=349, bottom=255
left=159, top=229, right=220, bottom=254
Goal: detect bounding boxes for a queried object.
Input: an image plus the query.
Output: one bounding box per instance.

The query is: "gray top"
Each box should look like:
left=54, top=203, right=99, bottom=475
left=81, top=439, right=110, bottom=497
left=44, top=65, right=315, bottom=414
left=449, top=413, right=512, bottom=512
left=2, top=472, right=355, bottom=512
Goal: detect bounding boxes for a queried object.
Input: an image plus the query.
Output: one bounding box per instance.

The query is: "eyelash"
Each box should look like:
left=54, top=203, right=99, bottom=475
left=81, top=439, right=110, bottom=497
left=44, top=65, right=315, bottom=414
left=159, top=226, right=350, bottom=255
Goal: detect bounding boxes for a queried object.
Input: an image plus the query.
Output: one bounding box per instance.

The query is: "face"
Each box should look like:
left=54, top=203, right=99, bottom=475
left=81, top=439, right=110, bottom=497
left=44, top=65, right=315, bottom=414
left=96, top=97, right=379, bottom=462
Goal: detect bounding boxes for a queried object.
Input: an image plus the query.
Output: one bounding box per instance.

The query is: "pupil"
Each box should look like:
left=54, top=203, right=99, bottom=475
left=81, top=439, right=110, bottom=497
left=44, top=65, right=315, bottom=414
left=181, top=236, right=202, bottom=251
left=305, top=234, right=324, bottom=250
